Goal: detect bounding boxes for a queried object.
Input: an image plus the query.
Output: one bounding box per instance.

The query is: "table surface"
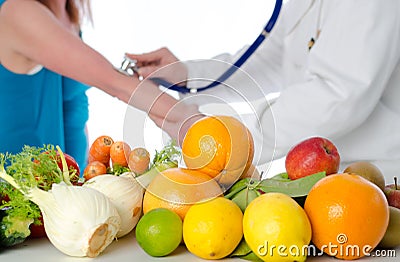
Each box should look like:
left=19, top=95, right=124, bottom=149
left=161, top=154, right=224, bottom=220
left=1, top=231, right=398, bottom=262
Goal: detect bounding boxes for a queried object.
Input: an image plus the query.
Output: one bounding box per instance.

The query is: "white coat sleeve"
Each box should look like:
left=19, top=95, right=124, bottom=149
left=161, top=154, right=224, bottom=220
left=256, top=0, right=400, bottom=164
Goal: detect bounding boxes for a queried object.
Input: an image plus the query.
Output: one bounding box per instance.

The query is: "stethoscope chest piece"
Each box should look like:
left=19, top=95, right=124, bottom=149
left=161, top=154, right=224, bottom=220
left=116, top=56, right=140, bottom=76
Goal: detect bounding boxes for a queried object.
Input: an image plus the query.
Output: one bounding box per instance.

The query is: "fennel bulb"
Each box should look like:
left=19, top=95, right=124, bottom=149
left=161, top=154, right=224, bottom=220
left=83, top=173, right=144, bottom=237
left=0, top=172, right=121, bottom=257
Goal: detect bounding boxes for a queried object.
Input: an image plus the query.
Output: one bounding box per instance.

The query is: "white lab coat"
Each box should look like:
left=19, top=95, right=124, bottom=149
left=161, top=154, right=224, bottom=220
left=181, top=0, right=400, bottom=181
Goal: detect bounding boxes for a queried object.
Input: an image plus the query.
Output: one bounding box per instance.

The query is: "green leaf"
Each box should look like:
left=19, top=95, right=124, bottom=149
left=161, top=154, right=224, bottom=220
left=230, top=238, right=252, bottom=257
left=240, top=251, right=264, bottom=262
left=224, top=178, right=252, bottom=199
left=231, top=188, right=260, bottom=213
left=258, top=171, right=326, bottom=197
left=269, top=172, right=290, bottom=181
left=108, top=164, right=130, bottom=176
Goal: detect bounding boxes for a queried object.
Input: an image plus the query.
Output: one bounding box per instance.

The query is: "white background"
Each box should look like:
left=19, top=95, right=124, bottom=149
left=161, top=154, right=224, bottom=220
left=81, top=0, right=285, bottom=174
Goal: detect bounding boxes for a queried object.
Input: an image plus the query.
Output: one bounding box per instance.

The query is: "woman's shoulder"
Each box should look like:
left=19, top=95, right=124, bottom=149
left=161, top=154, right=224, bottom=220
left=1, top=0, right=50, bottom=22
left=1, top=0, right=41, bottom=11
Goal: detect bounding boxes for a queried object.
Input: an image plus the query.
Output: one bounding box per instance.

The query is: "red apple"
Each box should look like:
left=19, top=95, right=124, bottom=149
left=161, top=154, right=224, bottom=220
left=55, top=152, right=81, bottom=185
left=384, top=177, right=400, bottom=209
left=29, top=215, right=46, bottom=238
left=285, top=137, right=340, bottom=180
left=55, top=152, right=80, bottom=176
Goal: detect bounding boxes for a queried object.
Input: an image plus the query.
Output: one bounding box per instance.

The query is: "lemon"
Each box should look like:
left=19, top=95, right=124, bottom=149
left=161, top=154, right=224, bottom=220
left=135, top=208, right=182, bottom=257
left=243, top=193, right=311, bottom=262
left=183, top=197, right=243, bottom=259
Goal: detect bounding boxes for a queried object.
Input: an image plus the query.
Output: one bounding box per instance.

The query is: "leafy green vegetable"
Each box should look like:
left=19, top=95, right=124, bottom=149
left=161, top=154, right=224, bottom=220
left=151, top=140, right=181, bottom=167
left=0, top=145, right=69, bottom=247
left=135, top=140, right=181, bottom=188
left=0, top=207, right=33, bottom=247
left=106, top=163, right=130, bottom=176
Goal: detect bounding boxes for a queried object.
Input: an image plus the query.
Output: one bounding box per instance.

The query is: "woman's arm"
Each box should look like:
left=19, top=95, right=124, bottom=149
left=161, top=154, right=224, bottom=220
left=0, top=0, right=189, bottom=122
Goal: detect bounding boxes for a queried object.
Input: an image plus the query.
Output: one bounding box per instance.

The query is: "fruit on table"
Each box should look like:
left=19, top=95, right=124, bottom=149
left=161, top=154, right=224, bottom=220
left=183, top=197, right=243, bottom=260
left=135, top=208, right=182, bottom=257
left=182, top=115, right=254, bottom=190
left=243, top=192, right=312, bottom=262
left=379, top=206, right=400, bottom=248
left=285, top=137, right=340, bottom=180
left=384, top=177, right=400, bottom=209
left=142, top=167, right=223, bottom=220
left=28, top=215, right=46, bottom=238
left=304, top=173, right=389, bottom=260
left=343, top=161, right=385, bottom=191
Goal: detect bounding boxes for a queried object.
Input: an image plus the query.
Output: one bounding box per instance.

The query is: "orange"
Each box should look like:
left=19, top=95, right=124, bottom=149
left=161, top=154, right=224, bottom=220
left=304, top=173, right=389, bottom=260
left=142, top=167, right=223, bottom=220
left=181, top=115, right=254, bottom=190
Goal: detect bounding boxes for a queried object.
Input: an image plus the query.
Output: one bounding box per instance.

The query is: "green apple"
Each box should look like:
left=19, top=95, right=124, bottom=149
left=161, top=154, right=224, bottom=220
left=343, top=161, right=385, bottom=191
left=378, top=206, right=400, bottom=248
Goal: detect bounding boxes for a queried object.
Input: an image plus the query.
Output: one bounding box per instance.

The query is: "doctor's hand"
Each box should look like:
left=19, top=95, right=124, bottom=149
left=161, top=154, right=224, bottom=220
left=126, top=47, right=188, bottom=85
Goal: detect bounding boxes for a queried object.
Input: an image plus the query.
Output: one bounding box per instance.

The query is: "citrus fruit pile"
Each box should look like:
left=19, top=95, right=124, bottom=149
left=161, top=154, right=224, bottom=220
left=90, top=116, right=394, bottom=261
left=142, top=115, right=254, bottom=220
left=135, top=115, right=254, bottom=257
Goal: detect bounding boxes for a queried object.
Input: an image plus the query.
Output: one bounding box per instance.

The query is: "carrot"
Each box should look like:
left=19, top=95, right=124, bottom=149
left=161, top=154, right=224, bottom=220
left=89, top=135, right=114, bottom=167
left=110, top=141, right=131, bottom=167
left=83, top=160, right=107, bottom=181
left=128, top=147, right=150, bottom=175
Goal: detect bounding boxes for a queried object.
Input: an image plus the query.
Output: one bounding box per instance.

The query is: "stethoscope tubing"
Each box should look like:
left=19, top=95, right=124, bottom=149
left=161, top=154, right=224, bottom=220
left=150, top=0, right=283, bottom=94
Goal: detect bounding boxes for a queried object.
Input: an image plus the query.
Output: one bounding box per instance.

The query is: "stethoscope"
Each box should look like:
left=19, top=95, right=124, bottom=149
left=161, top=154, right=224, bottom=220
left=118, top=0, right=283, bottom=94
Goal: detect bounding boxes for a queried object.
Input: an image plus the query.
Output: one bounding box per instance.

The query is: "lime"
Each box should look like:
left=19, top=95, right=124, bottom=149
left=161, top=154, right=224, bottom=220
left=135, top=208, right=182, bottom=257
left=183, top=197, right=243, bottom=259
left=243, top=192, right=311, bottom=262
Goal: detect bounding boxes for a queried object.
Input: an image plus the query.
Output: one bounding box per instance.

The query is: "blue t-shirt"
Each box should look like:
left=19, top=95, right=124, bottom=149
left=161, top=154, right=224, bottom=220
left=0, top=0, right=90, bottom=171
